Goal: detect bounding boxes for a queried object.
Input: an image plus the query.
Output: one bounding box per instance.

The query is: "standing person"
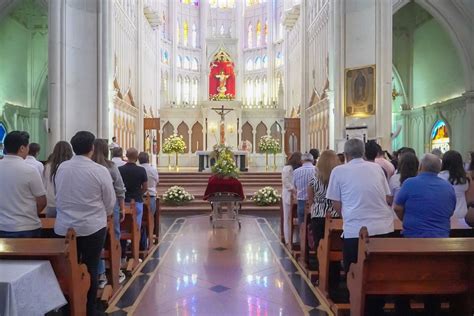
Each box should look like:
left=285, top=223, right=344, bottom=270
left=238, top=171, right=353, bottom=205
left=388, top=152, right=419, bottom=201
left=25, top=142, right=44, bottom=176
left=309, top=148, right=320, bottom=166
left=438, top=150, right=469, bottom=219
left=0, top=131, right=46, bottom=238
left=91, top=139, right=127, bottom=287
left=138, top=152, right=159, bottom=215
left=54, top=131, right=116, bottom=316
left=281, top=152, right=302, bottom=245
left=119, top=148, right=148, bottom=252
left=111, top=147, right=126, bottom=167
left=42, top=141, right=73, bottom=218
left=375, top=147, right=395, bottom=179
left=109, top=136, right=120, bottom=149
left=293, top=153, right=316, bottom=242
left=307, top=150, right=340, bottom=268
left=326, top=138, right=394, bottom=315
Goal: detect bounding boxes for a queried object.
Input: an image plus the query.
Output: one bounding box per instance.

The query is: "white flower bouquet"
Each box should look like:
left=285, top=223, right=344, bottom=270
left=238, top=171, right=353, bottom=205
left=162, top=134, right=186, bottom=154
left=258, top=135, right=281, bottom=154
left=162, top=186, right=194, bottom=205
left=251, top=186, right=281, bottom=206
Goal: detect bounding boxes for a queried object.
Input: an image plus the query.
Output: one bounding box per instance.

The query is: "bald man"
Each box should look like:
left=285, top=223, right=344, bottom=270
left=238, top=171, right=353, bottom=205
left=119, top=148, right=148, bottom=252
left=394, top=153, right=456, bottom=237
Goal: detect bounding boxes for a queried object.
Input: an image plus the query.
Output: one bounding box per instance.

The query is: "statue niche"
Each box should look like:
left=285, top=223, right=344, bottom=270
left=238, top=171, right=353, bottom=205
left=209, top=49, right=235, bottom=101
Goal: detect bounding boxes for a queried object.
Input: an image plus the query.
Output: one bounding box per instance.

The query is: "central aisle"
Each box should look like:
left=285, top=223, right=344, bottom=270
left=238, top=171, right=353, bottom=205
left=108, top=216, right=331, bottom=315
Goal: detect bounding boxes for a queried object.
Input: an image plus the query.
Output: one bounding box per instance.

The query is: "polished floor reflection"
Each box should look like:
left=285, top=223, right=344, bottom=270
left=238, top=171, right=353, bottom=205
left=108, top=216, right=331, bottom=316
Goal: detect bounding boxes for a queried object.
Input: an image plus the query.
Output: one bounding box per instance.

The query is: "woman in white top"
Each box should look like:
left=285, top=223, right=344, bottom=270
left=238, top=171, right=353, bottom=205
left=438, top=150, right=470, bottom=219
left=388, top=152, right=419, bottom=201
left=281, top=152, right=302, bottom=245
left=42, top=141, right=73, bottom=218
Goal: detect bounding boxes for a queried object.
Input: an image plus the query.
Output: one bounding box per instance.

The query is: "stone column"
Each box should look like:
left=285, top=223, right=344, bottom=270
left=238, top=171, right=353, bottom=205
left=48, top=0, right=112, bottom=144
left=329, top=0, right=393, bottom=151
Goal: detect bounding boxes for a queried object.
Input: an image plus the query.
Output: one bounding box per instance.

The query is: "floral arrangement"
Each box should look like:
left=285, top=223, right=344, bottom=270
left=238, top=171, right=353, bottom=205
left=162, top=134, right=186, bottom=154
left=162, top=186, right=194, bottom=205
left=259, top=135, right=281, bottom=154
left=209, top=93, right=235, bottom=101
left=251, top=186, right=281, bottom=206
left=211, top=150, right=239, bottom=178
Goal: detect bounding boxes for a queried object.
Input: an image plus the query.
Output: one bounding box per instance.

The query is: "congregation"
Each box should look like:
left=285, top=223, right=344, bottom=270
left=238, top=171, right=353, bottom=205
left=281, top=138, right=474, bottom=315
left=0, top=130, right=159, bottom=316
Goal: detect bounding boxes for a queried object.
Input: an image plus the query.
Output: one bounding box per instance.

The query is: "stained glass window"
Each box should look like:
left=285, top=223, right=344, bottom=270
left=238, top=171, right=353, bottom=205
left=255, top=57, right=262, bottom=69
left=256, top=20, right=261, bottom=46
left=431, top=120, right=450, bottom=153
left=264, top=20, right=268, bottom=44
left=262, top=55, right=268, bottom=68
left=247, top=23, right=253, bottom=48
left=0, top=122, right=6, bottom=156
left=183, top=21, right=189, bottom=46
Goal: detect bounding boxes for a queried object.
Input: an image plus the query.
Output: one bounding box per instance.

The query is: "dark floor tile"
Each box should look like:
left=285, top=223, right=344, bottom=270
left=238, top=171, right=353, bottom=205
left=140, top=258, right=160, bottom=274
left=308, top=307, right=329, bottom=316
left=116, top=274, right=150, bottom=308
left=213, top=247, right=227, bottom=251
left=107, top=310, right=128, bottom=316
left=152, top=241, right=171, bottom=258
left=209, top=285, right=230, bottom=293
left=270, top=241, right=288, bottom=258
left=279, top=257, right=298, bottom=273
left=288, top=273, right=320, bottom=307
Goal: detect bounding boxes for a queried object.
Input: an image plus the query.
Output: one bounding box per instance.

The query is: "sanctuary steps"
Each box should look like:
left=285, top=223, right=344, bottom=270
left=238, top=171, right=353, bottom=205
left=158, top=172, right=282, bottom=213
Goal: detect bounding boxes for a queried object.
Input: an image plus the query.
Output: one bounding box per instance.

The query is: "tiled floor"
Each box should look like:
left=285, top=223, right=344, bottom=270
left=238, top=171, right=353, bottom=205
left=107, top=215, right=331, bottom=316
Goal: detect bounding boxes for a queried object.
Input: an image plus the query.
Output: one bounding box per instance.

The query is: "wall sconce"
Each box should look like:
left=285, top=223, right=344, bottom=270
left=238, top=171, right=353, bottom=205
left=209, top=124, right=217, bottom=134
left=392, top=87, right=401, bottom=101
left=227, top=124, right=235, bottom=134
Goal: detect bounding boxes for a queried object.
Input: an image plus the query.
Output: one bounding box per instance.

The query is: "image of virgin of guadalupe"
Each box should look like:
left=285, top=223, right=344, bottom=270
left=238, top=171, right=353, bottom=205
left=353, top=71, right=367, bottom=105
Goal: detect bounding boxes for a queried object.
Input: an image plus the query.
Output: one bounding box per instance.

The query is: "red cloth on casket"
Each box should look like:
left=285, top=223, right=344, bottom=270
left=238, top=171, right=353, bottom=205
left=203, top=175, right=244, bottom=200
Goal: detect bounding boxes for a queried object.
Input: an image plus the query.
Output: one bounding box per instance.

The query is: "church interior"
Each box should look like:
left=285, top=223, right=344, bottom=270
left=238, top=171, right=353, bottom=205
left=0, top=0, right=473, bottom=315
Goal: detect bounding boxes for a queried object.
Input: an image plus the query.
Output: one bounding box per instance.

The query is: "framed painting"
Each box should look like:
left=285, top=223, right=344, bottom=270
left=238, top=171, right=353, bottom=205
left=344, top=65, right=376, bottom=117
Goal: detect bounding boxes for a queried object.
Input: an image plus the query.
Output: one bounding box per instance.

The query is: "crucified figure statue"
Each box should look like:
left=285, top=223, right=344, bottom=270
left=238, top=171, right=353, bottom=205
left=212, top=105, right=233, bottom=145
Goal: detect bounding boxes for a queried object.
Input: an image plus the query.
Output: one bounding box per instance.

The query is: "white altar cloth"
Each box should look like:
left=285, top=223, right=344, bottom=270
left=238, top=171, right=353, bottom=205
left=0, top=260, right=67, bottom=316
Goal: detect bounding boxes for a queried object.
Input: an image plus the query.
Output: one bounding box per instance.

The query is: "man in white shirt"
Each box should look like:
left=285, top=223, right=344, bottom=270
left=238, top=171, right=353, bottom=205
left=0, top=131, right=46, bottom=238
left=109, top=136, right=120, bottom=149
left=111, top=147, right=126, bottom=167
left=326, top=138, right=394, bottom=315
left=138, top=152, right=159, bottom=215
left=24, top=142, right=44, bottom=176
left=55, top=131, right=116, bottom=316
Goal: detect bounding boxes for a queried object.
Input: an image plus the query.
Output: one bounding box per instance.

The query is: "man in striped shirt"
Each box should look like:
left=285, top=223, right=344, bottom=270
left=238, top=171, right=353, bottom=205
left=293, top=153, right=316, bottom=234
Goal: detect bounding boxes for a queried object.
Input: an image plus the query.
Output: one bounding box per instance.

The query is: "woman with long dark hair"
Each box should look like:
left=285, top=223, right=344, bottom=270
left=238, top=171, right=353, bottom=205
left=43, top=141, right=73, bottom=218
left=439, top=150, right=469, bottom=219
left=281, top=152, right=302, bottom=245
left=389, top=152, right=419, bottom=201
left=92, top=139, right=127, bottom=286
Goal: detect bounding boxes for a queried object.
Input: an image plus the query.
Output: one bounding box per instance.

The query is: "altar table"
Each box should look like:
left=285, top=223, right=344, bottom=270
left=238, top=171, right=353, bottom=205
left=0, top=260, right=67, bottom=316
left=196, top=150, right=247, bottom=172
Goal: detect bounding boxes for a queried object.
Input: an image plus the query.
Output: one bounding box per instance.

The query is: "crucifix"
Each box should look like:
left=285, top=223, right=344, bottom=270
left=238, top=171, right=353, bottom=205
left=212, top=105, right=234, bottom=145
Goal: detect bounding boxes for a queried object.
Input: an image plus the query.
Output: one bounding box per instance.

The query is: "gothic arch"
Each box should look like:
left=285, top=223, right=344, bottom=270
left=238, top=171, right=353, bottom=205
left=177, top=121, right=189, bottom=152
left=191, top=122, right=203, bottom=153
left=162, top=121, right=174, bottom=145
left=270, top=122, right=282, bottom=153
left=255, top=121, right=267, bottom=153
left=241, top=122, right=253, bottom=151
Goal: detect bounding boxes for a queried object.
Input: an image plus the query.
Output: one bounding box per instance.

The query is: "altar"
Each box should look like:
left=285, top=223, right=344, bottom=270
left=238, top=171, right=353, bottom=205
left=196, top=150, right=247, bottom=172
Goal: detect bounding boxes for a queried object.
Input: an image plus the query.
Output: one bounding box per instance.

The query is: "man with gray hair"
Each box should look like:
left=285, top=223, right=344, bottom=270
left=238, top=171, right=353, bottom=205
left=394, top=153, right=455, bottom=237
left=293, top=153, right=315, bottom=240
left=393, top=153, right=455, bottom=313
left=326, top=138, right=394, bottom=314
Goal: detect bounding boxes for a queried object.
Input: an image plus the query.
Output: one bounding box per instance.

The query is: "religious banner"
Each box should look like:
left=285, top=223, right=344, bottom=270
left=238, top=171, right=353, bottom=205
left=344, top=65, right=376, bottom=116
left=209, top=49, right=235, bottom=101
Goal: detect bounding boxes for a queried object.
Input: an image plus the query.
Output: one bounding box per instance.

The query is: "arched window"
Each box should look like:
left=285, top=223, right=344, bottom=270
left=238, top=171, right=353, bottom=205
left=183, top=76, right=190, bottom=104
left=262, top=55, right=268, bottom=68
left=256, top=20, right=261, bottom=47
left=192, top=78, right=198, bottom=104
left=192, top=58, right=198, bottom=71
left=264, top=20, right=268, bottom=44
left=255, top=77, right=261, bottom=104
left=219, top=24, right=225, bottom=36
left=183, top=57, right=190, bottom=69
left=263, top=76, right=268, bottom=105
left=183, top=21, right=189, bottom=46
left=246, top=79, right=253, bottom=105
left=176, top=55, right=182, bottom=68
left=255, top=57, right=262, bottom=70
left=247, top=23, right=253, bottom=48
left=246, top=59, right=253, bottom=71
left=176, top=76, right=182, bottom=105
left=192, top=24, right=197, bottom=48
left=275, top=52, right=282, bottom=67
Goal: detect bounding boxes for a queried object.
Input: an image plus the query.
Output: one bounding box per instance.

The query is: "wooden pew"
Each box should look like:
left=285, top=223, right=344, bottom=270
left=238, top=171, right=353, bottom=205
left=120, top=200, right=140, bottom=272
left=40, top=218, right=121, bottom=303
left=289, top=201, right=300, bottom=256
left=0, top=229, right=90, bottom=316
left=140, top=194, right=155, bottom=258
left=279, top=199, right=285, bottom=243
left=154, top=197, right=160, bottom=244
left=347, top=227, right=474, bottom=316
